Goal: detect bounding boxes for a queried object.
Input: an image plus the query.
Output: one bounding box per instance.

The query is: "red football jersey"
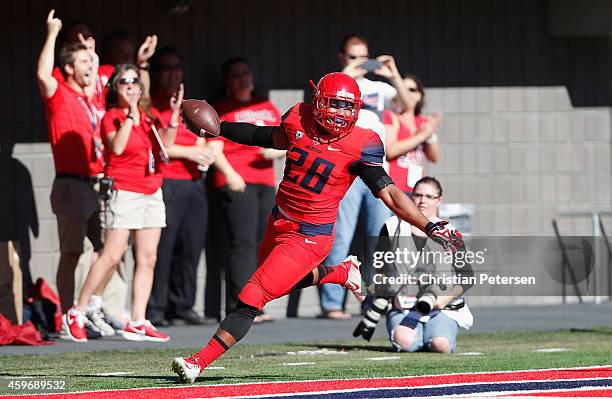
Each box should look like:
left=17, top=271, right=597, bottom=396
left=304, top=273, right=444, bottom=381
left=276, top=103, right=384, bottom=225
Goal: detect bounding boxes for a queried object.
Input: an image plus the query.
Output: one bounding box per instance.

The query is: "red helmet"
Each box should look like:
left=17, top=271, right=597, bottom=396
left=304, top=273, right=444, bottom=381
left=310, top=72, right=362, bottom=139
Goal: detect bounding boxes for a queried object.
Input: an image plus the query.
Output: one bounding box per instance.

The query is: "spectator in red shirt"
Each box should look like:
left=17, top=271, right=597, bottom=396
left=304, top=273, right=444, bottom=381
left=384, top=74, right=440, bottom=194
left=36, top=10, right=106, bottom=320
left=207, top=57, right=284, bottom=322
left=53, top=22, right=157, bottom=113
left=147, top=47, right=218, bottom=327
left=63, top=63, right=183, bottom=343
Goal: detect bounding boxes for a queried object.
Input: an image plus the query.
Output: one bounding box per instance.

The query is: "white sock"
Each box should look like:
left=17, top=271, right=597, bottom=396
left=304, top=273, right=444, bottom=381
left=87, top=295, right=104, bottom=312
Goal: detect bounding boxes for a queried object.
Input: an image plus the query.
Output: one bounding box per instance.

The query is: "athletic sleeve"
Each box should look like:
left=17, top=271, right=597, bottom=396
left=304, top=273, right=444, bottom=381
left=219, top=121, right=277, bottom=148
left=354, top=165, right=394, bottom=195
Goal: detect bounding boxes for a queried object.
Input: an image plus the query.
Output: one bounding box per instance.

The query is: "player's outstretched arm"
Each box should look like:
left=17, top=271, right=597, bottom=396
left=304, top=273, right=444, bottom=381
left=378, top=184, right=464, bottom=252
left=218, top=122, right=289, bottom=149
left=355, top=163, right=464, bottom=252
left=378, top=184, right=430, bottom=232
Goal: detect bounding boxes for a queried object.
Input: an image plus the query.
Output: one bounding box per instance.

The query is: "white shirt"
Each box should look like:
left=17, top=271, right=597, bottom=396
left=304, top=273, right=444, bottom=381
left=355, top=77, right=397, bottom=171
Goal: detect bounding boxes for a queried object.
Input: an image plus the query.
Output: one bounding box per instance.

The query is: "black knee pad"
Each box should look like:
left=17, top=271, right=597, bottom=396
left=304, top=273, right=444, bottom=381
left=220, top=300, right=260, bottom=341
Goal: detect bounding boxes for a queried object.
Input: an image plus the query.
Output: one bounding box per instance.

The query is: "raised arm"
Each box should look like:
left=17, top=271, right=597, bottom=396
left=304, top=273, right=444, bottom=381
left=136, top=35, right=158, bottom=100
left=36, top=9, right=61, bottom=98
left=374, top=55, right=411, bottom=112
left=385, top=112, right=442, bottom=161
left=76, top=33, right=100, bottom=100
left=158, top=82, right=183, bottom=148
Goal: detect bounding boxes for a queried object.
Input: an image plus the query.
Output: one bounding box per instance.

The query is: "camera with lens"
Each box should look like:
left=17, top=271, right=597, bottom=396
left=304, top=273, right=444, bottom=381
left=99, top=176, right=115, bottom=201
left=415, top=289, right=438, bottom=315
left=352, top=297, right=391, bottom=341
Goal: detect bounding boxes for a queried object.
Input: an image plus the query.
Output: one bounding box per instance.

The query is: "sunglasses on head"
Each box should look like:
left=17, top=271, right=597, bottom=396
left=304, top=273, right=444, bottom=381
left=118, top=77, right=140, bottom=86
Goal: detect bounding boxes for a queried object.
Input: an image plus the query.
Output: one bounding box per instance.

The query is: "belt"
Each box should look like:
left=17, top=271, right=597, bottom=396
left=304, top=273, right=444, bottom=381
left=271, top=205, right=333, bottom=237
left=56, top=173, right=100, bottom=184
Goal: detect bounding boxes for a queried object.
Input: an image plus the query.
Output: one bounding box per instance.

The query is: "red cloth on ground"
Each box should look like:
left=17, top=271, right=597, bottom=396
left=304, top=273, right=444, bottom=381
left=0, top=314, right=53, bottom=346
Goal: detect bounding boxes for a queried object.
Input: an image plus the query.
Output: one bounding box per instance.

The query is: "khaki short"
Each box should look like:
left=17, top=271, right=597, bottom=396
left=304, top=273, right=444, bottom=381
left=105, top=188, right=166, bottom=229
left=50, top=177, right=103, bottom=254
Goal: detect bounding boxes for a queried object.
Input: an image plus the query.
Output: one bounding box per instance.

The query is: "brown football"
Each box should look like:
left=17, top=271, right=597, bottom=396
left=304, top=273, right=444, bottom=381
left=181, top=99, right=221, bottom=137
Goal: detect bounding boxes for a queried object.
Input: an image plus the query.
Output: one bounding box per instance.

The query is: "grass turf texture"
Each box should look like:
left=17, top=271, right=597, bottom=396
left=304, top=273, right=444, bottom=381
left=1, top=328, right=611, bottom=393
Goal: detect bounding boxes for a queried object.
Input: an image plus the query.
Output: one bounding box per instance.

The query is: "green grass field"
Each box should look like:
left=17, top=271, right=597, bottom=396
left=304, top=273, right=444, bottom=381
left=1, top=328, right=611, bottom=394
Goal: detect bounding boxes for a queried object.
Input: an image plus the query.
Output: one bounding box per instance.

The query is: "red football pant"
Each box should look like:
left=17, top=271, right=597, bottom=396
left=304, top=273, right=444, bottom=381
left=239, top=215, right=334, bottom=310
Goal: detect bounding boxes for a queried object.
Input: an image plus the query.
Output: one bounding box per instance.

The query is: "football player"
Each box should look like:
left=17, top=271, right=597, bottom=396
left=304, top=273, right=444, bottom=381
left=172, top=72, right=463, bottom=383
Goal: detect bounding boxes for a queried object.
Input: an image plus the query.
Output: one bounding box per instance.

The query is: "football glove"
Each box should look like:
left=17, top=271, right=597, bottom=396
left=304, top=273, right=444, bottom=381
left=425, top=221, right=464, bottom=252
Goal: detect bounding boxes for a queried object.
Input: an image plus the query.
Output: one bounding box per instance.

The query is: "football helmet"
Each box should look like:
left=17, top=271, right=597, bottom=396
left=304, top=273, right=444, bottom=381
left=310, top=72, right=362, bottom=139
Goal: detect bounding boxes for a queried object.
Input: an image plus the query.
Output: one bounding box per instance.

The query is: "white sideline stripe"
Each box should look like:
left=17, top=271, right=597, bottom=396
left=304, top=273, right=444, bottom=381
left=92, top=372, right=135, bottom=376
left=365, top=356, right=401, bottom=361
left=25, top=364, right=612, bottom=397
left=282, top=362, right=316, bottom=366
left=457, top=352, right=485, bottom=356
left=287, top=349, right=347, bottom=356
left=533, top=348, right=568, bottom=353
left=205, top=366, right=226, bottom=370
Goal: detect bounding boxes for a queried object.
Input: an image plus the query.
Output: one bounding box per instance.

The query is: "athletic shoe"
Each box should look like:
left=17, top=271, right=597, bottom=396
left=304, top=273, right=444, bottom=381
left=62, top=308, right=87, bottom=343
left=121, top=320, right=170, bottom=342
left=341, top=255, right=365, bottom=302
left=172, top=356, right=201, bottom=384
left=83, top=318, right=103, bottom=339
left=87, top=308, right=115, bottom=336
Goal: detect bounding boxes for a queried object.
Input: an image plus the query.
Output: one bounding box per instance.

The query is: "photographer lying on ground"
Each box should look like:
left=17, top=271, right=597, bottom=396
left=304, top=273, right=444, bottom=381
left=354, top=176, right=473, bottom=353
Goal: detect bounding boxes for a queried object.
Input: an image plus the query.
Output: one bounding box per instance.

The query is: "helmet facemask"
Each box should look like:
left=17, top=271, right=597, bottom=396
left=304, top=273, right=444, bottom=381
left=310, top=79, right=362, bottom=142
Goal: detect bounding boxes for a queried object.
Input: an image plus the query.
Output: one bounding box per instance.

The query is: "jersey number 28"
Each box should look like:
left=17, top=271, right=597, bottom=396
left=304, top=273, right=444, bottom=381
left=285, top=147, right=335, bottom=194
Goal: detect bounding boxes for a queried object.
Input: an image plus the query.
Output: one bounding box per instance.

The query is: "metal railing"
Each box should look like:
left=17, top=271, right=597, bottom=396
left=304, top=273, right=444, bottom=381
left=553, top=209, right=612, bottom=304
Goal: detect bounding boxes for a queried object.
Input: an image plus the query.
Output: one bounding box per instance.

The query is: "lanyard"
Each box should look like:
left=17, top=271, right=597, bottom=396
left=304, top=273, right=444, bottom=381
left=96, top=76, right=103, bottom=103
left=77, top=96, right=97, bottom=133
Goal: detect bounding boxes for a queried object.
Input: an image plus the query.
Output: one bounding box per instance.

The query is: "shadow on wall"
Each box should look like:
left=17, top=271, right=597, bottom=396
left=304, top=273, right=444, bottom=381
left=0, top=136, right=38, bottom=298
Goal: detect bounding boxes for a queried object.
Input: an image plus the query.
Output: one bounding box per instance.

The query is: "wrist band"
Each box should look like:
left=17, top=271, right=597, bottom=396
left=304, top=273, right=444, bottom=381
left=126, top=114, right=135, bottom=121
left=426, top=133, right=438, bottom=144
left=169, top=122, right=179, bottom=128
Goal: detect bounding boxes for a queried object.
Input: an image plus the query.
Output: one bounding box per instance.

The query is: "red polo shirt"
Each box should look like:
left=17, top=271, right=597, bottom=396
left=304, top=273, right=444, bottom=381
left=44, top=80, right=104, bottom=176
left=211, top=98, right=281, bottom=189
left=384, top=111, right=427, bottom=193
left=101, top=107, right=165, bottom=194
left=152, top=98, right=199, bottom=180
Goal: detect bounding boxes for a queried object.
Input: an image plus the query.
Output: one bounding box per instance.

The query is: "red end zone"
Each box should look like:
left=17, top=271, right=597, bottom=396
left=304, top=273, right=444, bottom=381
left=1, top=365, right=610, bottom=399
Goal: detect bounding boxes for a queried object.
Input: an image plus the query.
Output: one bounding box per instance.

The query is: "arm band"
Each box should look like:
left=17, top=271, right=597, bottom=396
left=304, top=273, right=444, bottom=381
left=219, top=121, right=276, bottom=148
left=358, top=165, right=394, bottom=195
